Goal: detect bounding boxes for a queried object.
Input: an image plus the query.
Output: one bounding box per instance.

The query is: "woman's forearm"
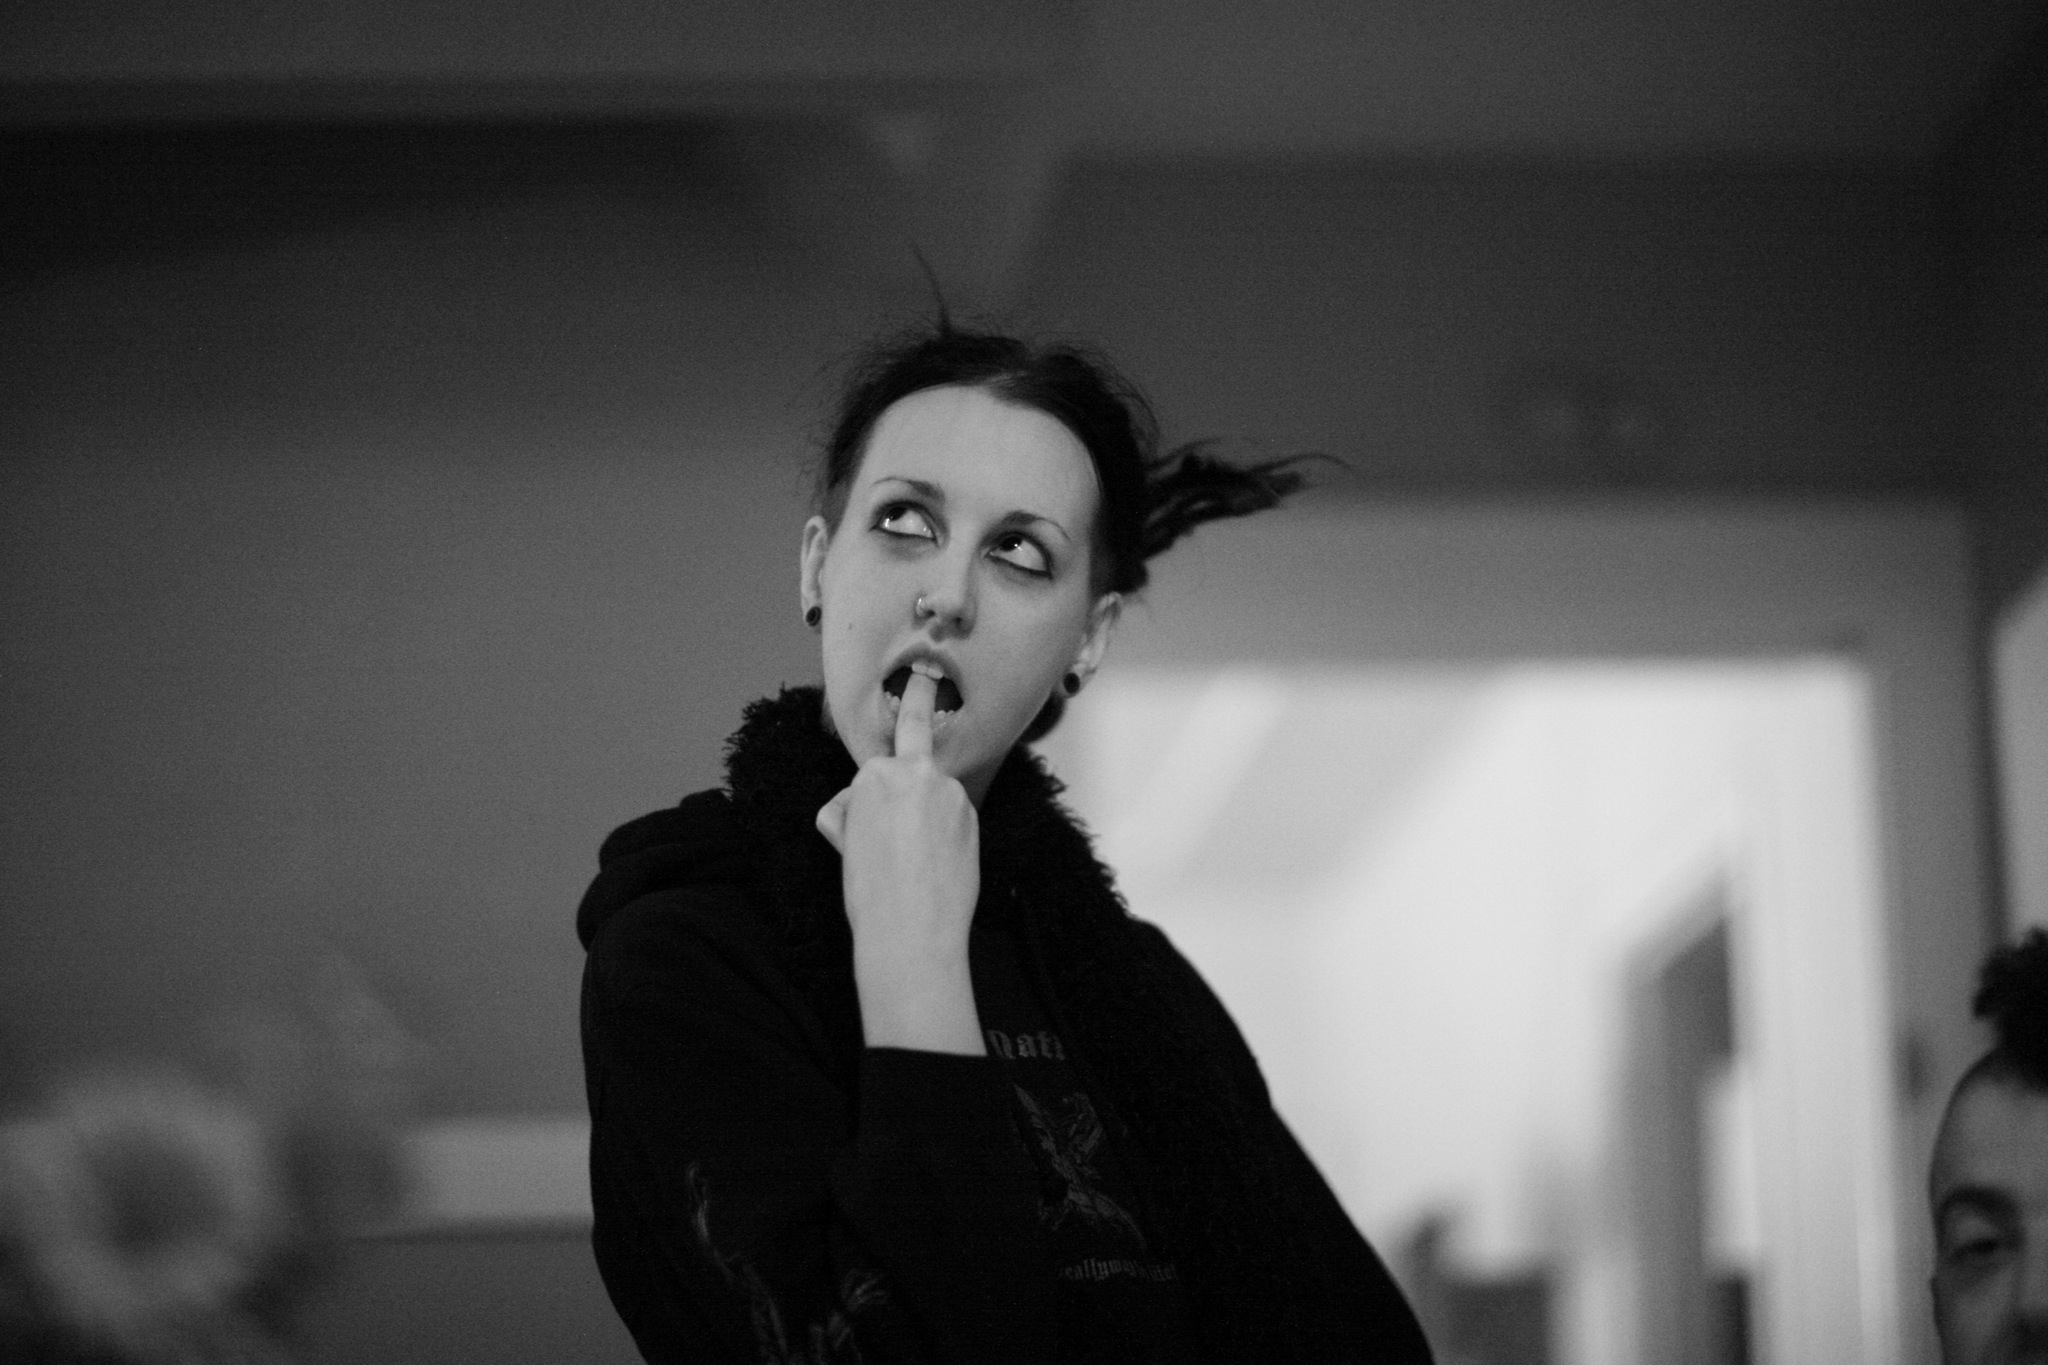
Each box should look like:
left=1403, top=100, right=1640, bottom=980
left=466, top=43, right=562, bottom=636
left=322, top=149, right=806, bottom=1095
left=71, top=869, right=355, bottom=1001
left=853, top=943, right=986, bottom=1055
left=585, top=899, right=1049, bottom=1363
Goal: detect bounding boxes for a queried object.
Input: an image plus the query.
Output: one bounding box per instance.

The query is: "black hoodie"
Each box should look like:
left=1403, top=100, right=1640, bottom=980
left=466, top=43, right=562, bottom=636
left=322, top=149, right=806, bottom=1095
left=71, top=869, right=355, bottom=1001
left=577, top=689, right=1430, bottom=1364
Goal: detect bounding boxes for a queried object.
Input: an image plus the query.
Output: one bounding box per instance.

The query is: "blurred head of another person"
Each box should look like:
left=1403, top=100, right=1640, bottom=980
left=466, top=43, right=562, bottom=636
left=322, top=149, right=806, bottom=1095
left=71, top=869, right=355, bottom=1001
left=1931, top=929, right=2048, bottom=1365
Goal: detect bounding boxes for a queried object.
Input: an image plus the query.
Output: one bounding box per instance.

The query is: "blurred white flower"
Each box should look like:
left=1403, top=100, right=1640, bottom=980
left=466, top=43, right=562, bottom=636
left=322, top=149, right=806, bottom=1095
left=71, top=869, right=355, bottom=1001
left=0, top=957, right=420, bottom=1363
left=0, top=1076, right=287, bottom=1362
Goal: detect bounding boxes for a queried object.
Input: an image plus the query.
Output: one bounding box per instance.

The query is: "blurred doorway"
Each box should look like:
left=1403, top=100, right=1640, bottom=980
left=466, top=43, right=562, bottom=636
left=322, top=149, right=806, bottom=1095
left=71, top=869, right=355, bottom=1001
left=1028, top=502, right=1987, bottom=1365
left=1039, top=658, right=1895, bottom=1365
left=1626, top=910, right=1750, bottom=1365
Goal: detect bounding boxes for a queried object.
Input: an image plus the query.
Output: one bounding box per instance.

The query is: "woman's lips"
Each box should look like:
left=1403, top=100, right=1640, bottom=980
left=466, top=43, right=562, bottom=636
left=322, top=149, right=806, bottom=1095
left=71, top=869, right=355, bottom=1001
left=882, top=663, right=963, bottom=713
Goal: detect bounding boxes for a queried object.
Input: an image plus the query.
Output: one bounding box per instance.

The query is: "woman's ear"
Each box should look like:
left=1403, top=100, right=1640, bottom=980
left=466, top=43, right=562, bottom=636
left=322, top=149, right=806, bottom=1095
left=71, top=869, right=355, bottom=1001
left=1073, top=592, right=1122, bottom=680
left=799, top=516, right=831, bottom=619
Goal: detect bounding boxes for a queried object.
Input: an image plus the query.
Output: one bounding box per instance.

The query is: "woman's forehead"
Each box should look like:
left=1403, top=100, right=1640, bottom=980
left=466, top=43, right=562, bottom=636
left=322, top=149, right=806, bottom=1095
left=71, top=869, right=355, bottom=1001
left=858, top=385, right=1101, bottom=522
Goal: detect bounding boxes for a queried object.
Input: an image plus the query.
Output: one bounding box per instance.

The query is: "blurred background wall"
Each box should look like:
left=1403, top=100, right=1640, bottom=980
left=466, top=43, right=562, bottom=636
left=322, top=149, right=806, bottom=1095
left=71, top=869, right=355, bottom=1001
left=3, top=3, right=2046, bottom=1362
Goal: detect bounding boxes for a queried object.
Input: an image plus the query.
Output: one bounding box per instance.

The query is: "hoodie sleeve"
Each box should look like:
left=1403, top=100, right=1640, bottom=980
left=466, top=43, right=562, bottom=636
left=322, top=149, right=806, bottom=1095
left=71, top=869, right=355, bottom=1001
left=1118, top=922, right=1434, bottom=1362
left=582, top=885, right=1053, bottom=1365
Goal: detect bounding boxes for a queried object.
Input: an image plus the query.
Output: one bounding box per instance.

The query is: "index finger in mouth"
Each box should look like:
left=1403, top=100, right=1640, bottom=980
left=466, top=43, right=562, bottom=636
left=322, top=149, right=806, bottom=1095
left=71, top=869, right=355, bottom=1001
left=893, top=668, right=936, bottom=760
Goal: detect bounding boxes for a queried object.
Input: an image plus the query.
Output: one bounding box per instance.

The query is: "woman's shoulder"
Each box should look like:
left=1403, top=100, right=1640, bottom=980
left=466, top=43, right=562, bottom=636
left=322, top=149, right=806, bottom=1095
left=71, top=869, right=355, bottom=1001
left=1117, top=918, right=1236, bottom=1011
left=596, top=788, right=740, bottom=867
left=576, top=788, right=758, bottom=954
left=579, top=786, right=857, bottom=1070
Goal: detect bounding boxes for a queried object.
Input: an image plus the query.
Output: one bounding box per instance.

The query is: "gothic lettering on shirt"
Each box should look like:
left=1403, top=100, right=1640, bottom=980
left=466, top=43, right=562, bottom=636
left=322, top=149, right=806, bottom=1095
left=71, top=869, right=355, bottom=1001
left=984, top=1027, right=1066, bottom=1061
left=1058, top=1257, right=1180, bottom=1284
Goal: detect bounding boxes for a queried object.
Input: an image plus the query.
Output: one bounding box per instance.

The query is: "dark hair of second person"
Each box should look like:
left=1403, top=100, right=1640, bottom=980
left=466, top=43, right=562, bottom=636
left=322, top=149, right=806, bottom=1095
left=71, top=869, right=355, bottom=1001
left=1928, top=928, right=2048, bottom=1365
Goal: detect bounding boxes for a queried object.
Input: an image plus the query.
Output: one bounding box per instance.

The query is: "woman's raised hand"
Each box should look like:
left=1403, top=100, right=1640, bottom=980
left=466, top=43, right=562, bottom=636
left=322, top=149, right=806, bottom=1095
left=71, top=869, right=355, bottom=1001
left=816, top=667, right=986, bottom=1055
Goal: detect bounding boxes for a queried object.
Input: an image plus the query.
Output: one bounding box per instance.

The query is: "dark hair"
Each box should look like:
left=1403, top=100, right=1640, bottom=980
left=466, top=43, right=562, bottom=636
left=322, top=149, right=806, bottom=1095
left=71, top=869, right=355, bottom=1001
left=813, top=323, right=1321, bottom=741
left=1969, top=927, right=2048, bottom=1091
left=815, top=324, right=1319, bottom=599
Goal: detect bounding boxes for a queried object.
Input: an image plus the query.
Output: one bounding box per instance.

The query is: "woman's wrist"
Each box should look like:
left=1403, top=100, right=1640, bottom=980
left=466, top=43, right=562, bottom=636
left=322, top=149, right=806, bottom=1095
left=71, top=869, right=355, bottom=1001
left=853, top=945, right=985, bottom=1055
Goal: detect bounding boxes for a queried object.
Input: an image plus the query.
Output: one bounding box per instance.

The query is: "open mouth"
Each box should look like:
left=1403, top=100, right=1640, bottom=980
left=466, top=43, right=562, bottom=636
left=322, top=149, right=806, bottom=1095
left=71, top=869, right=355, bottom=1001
left=883, top=664, right=963, bottom=714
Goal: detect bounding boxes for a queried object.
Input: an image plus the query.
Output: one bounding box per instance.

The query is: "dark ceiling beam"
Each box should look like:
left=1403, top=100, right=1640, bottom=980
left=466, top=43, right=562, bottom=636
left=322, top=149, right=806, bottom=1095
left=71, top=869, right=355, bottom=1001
left=0, top=76, right=1039, bottom=129
left=0, top=0, right=1087, bottom=313
left=0, top=0, right=1084, bottom=117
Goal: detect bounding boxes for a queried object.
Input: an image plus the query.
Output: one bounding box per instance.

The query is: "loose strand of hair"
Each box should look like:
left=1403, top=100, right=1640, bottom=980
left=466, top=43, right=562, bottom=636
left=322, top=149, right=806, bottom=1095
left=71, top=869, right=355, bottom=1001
left=1140, top=443, right=1345, bottom=561
left=906, top=242, right=956, bottom=337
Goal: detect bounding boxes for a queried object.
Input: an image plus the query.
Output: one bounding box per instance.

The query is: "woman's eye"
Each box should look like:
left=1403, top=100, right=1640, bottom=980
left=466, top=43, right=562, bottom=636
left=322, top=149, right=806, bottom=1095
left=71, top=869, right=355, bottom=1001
left=990, top=532, right=1050, bottom=576
left=876, top=504, right=936, bottom=541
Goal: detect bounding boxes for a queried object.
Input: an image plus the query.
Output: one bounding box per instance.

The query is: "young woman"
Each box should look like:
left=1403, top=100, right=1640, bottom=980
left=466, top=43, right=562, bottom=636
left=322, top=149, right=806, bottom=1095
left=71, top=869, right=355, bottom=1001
left=577, top=325, right=1431, bottom=1364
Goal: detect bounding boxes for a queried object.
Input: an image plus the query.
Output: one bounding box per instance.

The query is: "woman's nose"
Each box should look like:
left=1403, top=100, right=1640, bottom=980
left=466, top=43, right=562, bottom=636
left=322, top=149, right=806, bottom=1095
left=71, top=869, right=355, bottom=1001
left=914, top=558, right=976, bottom=636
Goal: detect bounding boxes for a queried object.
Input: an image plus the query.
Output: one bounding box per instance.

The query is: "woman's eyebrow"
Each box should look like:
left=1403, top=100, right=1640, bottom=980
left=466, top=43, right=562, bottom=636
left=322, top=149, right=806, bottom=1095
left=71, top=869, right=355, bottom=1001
left=870, top=476, right=945, bottom=504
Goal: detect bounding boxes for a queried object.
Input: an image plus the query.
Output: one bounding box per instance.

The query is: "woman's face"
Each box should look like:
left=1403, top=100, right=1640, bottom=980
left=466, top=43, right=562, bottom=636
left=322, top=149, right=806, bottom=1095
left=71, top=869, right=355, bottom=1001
left=800, top=384, right=1120, bottom=802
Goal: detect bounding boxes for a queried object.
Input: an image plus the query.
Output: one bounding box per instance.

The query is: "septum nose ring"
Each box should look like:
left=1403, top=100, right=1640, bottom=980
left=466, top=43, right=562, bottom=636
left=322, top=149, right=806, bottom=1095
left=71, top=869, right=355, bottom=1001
left=915, top=594, right=929, bottom=618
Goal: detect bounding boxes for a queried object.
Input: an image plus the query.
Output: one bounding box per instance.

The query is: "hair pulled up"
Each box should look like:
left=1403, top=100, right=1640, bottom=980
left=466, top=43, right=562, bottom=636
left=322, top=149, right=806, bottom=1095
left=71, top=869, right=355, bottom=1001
left=1973, top=928, right=2048, bottom=1090
left=814, top=322, right=1321, bottom=599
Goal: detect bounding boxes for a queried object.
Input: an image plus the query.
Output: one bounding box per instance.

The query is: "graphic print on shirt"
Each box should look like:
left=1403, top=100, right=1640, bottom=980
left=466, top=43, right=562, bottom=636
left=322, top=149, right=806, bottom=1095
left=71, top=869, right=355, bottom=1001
left=1012, top=1085, right=1147, bottom=1249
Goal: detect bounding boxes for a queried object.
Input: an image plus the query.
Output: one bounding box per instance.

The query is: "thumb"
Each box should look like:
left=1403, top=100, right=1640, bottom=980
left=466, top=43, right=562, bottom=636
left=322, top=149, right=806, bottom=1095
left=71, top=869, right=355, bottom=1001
left=815, top=788, right=851, bottom=853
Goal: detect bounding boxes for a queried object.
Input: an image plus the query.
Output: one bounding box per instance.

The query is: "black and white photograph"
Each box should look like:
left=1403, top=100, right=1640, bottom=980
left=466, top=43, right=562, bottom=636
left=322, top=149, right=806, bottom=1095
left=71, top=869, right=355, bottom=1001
left=4, top=4, right=2047, bottom=1362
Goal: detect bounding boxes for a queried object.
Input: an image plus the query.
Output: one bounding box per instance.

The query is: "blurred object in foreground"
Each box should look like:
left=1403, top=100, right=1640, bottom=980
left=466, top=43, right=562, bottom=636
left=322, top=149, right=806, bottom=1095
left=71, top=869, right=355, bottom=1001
left=0, top=959, right=418, bottom=1364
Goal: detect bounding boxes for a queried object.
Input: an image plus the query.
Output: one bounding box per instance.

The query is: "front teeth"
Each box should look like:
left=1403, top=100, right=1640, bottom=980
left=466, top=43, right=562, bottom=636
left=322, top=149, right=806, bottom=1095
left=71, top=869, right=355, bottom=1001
left=885, top=659, right=961, bottom=717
